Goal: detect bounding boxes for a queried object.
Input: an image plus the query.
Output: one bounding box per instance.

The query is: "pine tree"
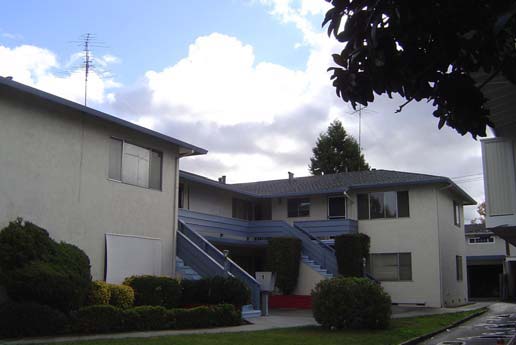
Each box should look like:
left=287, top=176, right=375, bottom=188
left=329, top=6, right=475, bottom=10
left=309, top=120, right=370, bottom=175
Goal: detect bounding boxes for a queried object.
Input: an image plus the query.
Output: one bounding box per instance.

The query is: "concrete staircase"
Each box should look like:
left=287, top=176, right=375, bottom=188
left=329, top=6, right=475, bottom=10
left=176, top=257, right=202, bottom=280
left=301, top=255, right=333, bottom=279
left=242, top=304, right=261, bottom=319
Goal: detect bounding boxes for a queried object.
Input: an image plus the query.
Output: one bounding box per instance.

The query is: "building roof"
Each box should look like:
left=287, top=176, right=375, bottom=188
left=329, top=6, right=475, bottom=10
left=464, top=223, right=490, bottom=234
left=0, top=76, right=207, bottom=156
left=180, top=169, right=477, bottom=204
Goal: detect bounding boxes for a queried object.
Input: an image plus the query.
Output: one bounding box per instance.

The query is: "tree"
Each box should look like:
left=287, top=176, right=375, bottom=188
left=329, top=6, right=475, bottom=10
left=471, top=201, right=486, bottom=224
left=323, top=1, right=516, bottom=138
left=309, top=120, right=370, bottom=175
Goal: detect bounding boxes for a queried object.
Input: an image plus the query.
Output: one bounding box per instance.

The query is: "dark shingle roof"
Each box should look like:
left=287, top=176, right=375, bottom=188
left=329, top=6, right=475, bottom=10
left=465, top=223, right=489, bottom=234
left=180, top=169, right=476, bottom=204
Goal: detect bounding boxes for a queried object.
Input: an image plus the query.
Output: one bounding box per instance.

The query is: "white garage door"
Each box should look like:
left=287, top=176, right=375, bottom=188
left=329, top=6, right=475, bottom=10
left=105, top=233, right=162, bottom=284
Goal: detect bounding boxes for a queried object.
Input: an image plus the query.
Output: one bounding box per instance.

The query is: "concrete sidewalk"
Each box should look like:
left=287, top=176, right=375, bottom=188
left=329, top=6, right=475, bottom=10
left=0, top=302, right=491, bottom=345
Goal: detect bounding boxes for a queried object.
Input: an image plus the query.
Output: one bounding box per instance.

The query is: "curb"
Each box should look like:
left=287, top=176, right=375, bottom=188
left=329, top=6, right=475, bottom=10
left=398, top=308, right=487, bottom=345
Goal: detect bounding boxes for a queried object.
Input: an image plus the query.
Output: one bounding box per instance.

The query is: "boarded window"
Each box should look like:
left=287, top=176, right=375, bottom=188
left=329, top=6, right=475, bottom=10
left=108, top=138, right=123, bottom=181
left=328, top=196, right=346, bottom=219
left=287, top=198, right=311, bottom=218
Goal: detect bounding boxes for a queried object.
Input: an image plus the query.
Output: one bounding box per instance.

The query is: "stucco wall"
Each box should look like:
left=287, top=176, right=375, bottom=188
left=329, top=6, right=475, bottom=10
left=0, top=94, right=180, bottom=281
left=183, top=182, right=235, bottom=219
left=292, top=261, right=328, bottom=295
left=465, top=234, right=515, bottom=257
left=348, top=186, right=443, bottom=307
left=271, top=195, right=331, bottom=223
left=436, top=189, right=469, bottom=307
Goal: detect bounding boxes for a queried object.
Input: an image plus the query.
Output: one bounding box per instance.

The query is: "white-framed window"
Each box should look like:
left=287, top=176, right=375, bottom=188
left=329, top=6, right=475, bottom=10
left=328, top=196, right=346, bottom=219
left=109, top=138, right=162, bottom=190
left=287, top=198, right=311, bottom=218
left=468, top=236, right=495, bottom=244
left=453, top=201, right=461, bottom=227
left=357, top=191, right=410, bottom=220
left=369, top=252, right=412, bottom=281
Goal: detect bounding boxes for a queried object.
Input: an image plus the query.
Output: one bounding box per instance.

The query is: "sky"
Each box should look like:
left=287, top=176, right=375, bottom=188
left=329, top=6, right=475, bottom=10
left=0, top=0, right=486, bottom=221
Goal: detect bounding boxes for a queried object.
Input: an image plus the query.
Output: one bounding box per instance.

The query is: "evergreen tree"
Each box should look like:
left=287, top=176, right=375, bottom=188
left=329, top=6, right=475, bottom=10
left=309, top=120, right=370, bottom=175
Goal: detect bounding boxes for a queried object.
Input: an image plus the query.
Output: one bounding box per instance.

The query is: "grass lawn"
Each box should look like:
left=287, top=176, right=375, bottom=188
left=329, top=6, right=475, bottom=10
left=42, top=309, right=484, bottom=345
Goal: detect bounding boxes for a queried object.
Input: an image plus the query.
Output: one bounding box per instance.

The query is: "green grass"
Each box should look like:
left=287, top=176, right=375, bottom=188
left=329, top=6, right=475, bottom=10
left=41, top=309, right=484, bottom=345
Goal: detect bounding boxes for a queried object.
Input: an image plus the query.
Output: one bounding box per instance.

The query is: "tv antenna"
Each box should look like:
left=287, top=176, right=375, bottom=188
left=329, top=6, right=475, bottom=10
left=348, top=105, right=376, bottom=152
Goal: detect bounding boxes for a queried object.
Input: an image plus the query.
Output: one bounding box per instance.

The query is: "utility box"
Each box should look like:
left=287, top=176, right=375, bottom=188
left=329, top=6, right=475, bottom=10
left=255, top=271, right=276, bottom=292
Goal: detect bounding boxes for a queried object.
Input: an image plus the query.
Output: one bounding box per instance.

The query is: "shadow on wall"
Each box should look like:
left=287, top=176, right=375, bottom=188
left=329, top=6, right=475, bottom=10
left=0, top=286, right=7, bottom=304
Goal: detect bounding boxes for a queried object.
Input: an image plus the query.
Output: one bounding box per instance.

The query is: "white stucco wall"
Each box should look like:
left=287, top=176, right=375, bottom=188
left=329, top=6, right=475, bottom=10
left=0, top=94, right=181, bottom=281
left=271, top=195, right=330, bottom=223
left=293, top=261, right=328, bottom=295
left=183, top=182, right=235, bottom=218
left=348, top=186, right=443, bottom=307
left=465, top=234, right=515, bottom=257
left=436, top=189, right=469, bottom=307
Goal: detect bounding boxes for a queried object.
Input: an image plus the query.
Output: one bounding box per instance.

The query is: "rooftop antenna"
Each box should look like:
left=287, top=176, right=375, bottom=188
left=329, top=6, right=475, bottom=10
left=348, top=105, right=376, bottom=152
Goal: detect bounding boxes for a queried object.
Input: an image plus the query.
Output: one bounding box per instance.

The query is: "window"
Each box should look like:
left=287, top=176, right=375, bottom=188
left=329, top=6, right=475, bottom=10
left=453, top=201, right=461, bottom=227
left=456, top=256, right=463, bottom=281
left=328, top=196, right=346, bottom=219
left=109, top=138, right=162, bottom=190
left=369, top=253, right=412, bottom=281
left=178, top=183, right=185, bottom=209
left=357, top=191, right=410, bottom=220
left=287, top=198, right=311, bottom=218
left=468, top=236, right=495, bottom=244
left=232, top=198, right=253, bottom=220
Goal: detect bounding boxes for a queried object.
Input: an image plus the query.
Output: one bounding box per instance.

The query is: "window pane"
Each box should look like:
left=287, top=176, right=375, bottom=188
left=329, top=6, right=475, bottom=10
left=397, top=191, right=410, bottom=217
left=453, top=201, right=461, bottom=226
left=357, top=194, right=369, bottom=220
left=384, top=192, right=397, bottom=218
left=298, top=199, right=311, bottom=217
left=122, top=142, right=150, bottom=188
left=399, top=253, right=412, bottom=280
left=178, top=183, right=184, bottom=209
left=149, top=150, right=162, bottom=190
left=370, top=192, right=385, bottom=219
left=233, top=198, right=253, bottom=220
left=371, top=254, right=398, bottom=281
left=108, top=138, right=122, bottom=180
left=287, top=199, right=297, bottom=217
left=287, top=198, right=310, bottom=217
left=328, top=196, right=346, bottom=218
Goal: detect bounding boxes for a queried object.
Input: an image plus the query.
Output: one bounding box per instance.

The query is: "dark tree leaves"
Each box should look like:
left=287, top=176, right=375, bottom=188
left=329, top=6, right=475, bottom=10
left=309, top=119, right=369, bottom=175
left=323, top=0, right=516, bottom=138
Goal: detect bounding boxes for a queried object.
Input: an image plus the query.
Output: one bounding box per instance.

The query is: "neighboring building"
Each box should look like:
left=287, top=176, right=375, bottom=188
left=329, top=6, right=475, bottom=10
left=0, top=77, right=207, bottom=283
left=480, top=76, right=516, bottom=298
left=178, top=169, right=475, bottom=307
left=465, top=223, right=516, bottom=299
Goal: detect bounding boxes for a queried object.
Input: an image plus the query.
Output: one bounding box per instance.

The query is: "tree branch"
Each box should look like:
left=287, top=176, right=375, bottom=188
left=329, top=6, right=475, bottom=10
left=395, top=98, right=414, bottom=113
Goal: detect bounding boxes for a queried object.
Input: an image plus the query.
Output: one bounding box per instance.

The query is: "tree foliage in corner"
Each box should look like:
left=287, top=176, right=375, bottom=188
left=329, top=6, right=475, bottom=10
left=323, top=0, right=516, bottom=138
left=309, top=119, right=369, bottom=175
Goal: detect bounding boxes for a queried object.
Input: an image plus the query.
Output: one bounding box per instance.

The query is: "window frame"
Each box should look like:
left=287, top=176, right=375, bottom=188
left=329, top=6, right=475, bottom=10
left=468, top=236, right=495, bottom=244
left=287, top=197, right=311, bottom=218
left=369, top=252, right=412, bottom=282
left=108, top=137, right=163, bottom=191
left=327, top=195, right=347, bottom=219
left=357, top=191, right=410, bottom=220
left=453, top=201, right=461, bottom=227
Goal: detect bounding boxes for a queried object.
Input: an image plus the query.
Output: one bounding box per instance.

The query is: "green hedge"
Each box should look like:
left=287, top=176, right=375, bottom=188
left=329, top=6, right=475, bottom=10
left=266, top=237, right=302, bottom=294
left=0, top=302, right=69, bottom=337
left=0, top=219, right=92, bottom=312
left=86, top=281, right=111, bottom=306
left=335, top=234, right=370, bottom=277
left=108, top=284, right=134, bottom=309
left=123, top=275, right=181, bottom=308
left=180, top=277, right=250, bottom=308
left=312, top=277, right=391, bottom=329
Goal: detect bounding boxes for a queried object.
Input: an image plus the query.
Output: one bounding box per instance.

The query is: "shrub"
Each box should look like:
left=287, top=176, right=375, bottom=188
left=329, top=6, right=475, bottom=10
left=0, top=219, right=92, bottom=312
left=109, top=284, right=134, bottom=309
left=123, top=275, right=181, bottom=308
left=0, top=302, right=69, bottom=337
left=312, top=277, right=391, bottom=329
left=266, top=237, right=301, bottom=294
left=72, top=305, right=124, bottom=334
left=124, top=305, right=170, bottom=331
left=181, top=277, right=250, bottom=308
left=335, top=234, right=370, bottom=277
left=86, top=281, right=111, bottom=305
left=172, top=304, right=240, bottom=329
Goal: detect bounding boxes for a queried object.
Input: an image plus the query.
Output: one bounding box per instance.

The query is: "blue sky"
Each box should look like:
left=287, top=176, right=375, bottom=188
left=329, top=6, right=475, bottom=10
left=0, top=0, right=485, bottom=220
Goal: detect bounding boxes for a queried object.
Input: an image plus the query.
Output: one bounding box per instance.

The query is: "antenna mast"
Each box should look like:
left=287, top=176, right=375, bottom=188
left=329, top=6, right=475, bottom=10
left=82, top=33, right=93, bottom=106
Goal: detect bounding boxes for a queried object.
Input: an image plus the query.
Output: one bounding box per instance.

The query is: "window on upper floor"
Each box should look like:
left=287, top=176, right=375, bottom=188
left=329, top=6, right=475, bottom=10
left=328, top=196, right=346, bottom=219
left=233, top=198, right=253, bottom=220
left=178, top=183, right=185, bottom=208
left=468, top=236, right=495, bottom=244
left=109, top=138, right=162, bottom=190
left=456, top=255, right=463, bottom=281
left=369, top=253, right=412, bottom=281
left=287, top=198, right=311, bottom=218
left=357, top=191, right=410, bottom=220
left=453, top=201, right=461, bottom=227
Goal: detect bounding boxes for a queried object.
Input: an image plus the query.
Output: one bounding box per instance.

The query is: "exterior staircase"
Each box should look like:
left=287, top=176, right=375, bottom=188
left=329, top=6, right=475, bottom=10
left=301, top=255, right=333, bottom=279
left=176, top=257, right=202, bottom=280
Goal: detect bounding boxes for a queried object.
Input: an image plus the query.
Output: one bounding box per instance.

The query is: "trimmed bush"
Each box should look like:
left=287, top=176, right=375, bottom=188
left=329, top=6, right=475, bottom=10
left=312, top=277, right=391, bottom=329
left=172, top=304, right=241, bottom=329
left=86, top=281, right=111, bottom=305
left=72, top=305, right=124, bottom=334
left=0, top=219, right=92, bottom=312
left=124, top=305, right=170, bottom=331
left=109, top=284, right=134, bottom=309
left=335, top=234, right=370, bottom=277
left=266, top=237, right=301, bottom=294
left=0, top=302, right=69, bottom=337
left=124, top=275, right=181, bottom=308
left=181, top=277, right=250, bottom=308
